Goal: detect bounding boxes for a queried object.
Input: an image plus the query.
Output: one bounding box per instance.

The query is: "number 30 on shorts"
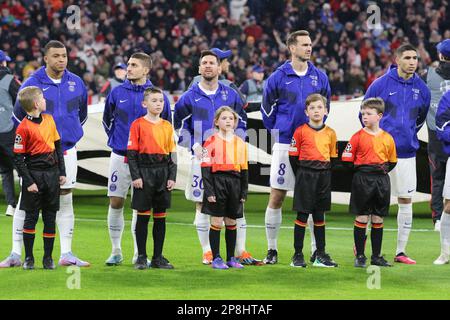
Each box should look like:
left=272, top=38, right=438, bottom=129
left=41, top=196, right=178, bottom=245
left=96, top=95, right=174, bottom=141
left=192, top=175, right=204, bottom=190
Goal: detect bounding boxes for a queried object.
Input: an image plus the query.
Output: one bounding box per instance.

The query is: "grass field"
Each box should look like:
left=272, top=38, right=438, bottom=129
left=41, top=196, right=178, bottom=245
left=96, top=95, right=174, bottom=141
left=0, top=189, right=449, bottom=300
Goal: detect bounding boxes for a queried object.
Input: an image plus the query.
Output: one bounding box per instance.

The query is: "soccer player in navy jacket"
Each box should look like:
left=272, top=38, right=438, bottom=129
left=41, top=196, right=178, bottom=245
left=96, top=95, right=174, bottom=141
left=364, top=44, right=431, bottom=265
left=1, top=40, right=89, bottom=268
left=260, top=30, right=331, bottom=264
left=102, top=52, right=172, bottom=266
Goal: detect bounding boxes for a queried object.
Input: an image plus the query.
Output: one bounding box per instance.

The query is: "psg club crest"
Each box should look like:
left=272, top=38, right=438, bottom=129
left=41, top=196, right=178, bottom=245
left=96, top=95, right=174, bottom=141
left=193, top=189, right=201, bottom=198
left=277, top=177, right=285, bottom=185
left=109, top=184, right=117, bottom=192
left=221, top=90, right=228, bottom=101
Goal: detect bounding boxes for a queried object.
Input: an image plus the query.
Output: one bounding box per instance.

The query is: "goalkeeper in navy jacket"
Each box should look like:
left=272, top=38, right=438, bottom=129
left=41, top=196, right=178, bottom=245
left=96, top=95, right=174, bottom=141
left=364, top=44, right=431, bottom=265
left=102, top=52, right=172, bottom=267
left=174, top=50, right=260, bottom=266
left=260, top=30, right=331, bottom=265
left=3, top=40, right=89, bottom=269
left=435, top=90, right=450, bottom=265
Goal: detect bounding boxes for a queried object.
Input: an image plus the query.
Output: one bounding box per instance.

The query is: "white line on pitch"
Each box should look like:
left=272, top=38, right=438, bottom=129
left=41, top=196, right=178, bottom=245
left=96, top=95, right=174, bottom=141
left=70, top=217, right=433, bottom=232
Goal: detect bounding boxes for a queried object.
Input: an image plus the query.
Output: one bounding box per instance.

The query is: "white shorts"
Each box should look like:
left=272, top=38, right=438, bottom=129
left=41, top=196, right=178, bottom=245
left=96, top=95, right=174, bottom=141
left=443, top=158, right=450, bottom=200
left=389, top=157, right=416, bottom=198
left=185, top=156, right=204, bottom=202
left=107, top=152, right=132, bottom=198
left=61, top=147, right=77, bottom=189
left=270, top=143, right=295, bottom=191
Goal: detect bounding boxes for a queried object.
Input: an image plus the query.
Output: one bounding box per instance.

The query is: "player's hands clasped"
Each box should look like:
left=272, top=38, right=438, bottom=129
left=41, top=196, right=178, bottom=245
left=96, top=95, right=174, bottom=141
left=132, top=178, right=143, bottom=189
left=167, top=180, right=175, bottom=191
left=27, top=183, right=38, bottom=193
left=59, top=176, right=66, bottom=185
left=207, top=196, right=216, bottom=203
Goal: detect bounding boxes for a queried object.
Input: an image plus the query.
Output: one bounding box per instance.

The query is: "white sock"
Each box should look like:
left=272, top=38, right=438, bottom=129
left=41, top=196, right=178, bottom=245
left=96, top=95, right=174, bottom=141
left=12, top=207, right=25, bottom=256
left=194, top=210, right=210, bottom=253
left=265, top=207, right=282, bottom=250
left=235, top=216, right=247, bottom=256
left=307, top=215, right=317, bottom=253
left=440, top=212, right=450, bottom=256
left=108, top=206, right=124, bottom=255
left=396, top=203, right=413, bottom=255
left=56, top=193, right=74, bottom=255
left=131, top=210, right=138, bottom=257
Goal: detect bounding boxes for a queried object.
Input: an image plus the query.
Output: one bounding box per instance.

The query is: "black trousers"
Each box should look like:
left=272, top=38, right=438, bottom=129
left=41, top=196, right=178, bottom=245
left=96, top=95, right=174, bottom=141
left=428, top=129, right=447, bottom=222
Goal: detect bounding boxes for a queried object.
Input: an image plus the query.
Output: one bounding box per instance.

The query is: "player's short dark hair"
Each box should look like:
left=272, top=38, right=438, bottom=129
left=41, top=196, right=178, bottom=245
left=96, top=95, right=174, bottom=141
left=396, top=44, right=417, bottom=57
left=361, top=97, right=385, bottom=114
left=44, top=40, right=66, bottom=55
left=19, top=86, right=43, bottom=112
left=305, top=93, right=327, bottom=109
left=199, top=50, right=220, bottom=64
left=143, top=87, right=163, bottom=101
left=286, top=30, right=310, bottom=48
left=130, top=52, right=152, bottom=70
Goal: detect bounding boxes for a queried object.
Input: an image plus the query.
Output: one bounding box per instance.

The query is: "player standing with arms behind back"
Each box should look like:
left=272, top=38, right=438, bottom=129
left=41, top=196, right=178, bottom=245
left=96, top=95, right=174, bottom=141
left=261, top=30, right=331, bottom=264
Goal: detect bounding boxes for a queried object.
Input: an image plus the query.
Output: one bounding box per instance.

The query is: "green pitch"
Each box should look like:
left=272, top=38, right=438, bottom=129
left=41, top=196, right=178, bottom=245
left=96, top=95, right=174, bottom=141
left=0, top=189, right=449, bottom=300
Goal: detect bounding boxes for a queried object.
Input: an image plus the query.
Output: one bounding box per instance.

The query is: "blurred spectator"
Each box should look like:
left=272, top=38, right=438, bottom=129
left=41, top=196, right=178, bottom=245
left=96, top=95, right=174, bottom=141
left=100, top=62, right=127, bottom=99
left=239, top=64, right=265, bottom=111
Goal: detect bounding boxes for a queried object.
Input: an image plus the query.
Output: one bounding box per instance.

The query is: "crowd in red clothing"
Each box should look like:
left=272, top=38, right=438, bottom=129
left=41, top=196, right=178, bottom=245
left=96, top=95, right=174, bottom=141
left=0, top=0, right=448, bottom=102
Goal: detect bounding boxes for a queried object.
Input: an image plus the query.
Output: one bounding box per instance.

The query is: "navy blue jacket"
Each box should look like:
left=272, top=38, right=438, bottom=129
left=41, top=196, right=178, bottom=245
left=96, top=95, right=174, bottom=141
left=261, top=61, right=331, bottom=144
left=102, top=79, right=172, bottom=155
left=13, top=67, right=88, bottom=151
left=364, top=65, right=431, bottom=158
left=436, top=90, right=450, bottom=155
left=174, top=82, right=247, bottom=150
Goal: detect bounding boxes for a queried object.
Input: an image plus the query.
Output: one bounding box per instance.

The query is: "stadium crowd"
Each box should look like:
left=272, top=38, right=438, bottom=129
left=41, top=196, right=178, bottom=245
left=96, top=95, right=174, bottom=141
left=0, top=0, right=448, bottom=103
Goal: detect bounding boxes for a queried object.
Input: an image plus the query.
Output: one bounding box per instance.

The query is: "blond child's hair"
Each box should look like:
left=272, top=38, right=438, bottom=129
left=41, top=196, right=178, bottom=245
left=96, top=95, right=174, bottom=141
left=361, top=97, right=385, bottom=114
left=18, top=86, right=43, bottom=112
left=143, top=86, right=164, bottom=101
left=305, top=93, right=327, bottom=109
left=214, top=106, right=239, bottom=129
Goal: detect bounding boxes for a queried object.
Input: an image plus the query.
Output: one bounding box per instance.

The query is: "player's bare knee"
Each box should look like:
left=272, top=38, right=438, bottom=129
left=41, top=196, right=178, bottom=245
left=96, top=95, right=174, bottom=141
left=210, top=216, right=223, bottom=227
left=268, top=189, right=286, bottom=208
left=60, top=189, right=71, bottom=196
left=224, top=217, right=236, bottom=226
left=398, top=197, right=412, bottom=204
left=356, top=215, right=369, bottom=224
left=444, top=200, right=450, bottom=214
left=371, top=215, right=383, bottom=224
left=110, top=196, right=125, bottom=209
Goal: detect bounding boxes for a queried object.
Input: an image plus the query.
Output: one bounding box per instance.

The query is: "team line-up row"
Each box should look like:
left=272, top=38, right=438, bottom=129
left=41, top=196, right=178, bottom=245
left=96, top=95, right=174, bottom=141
left=1, top=34, right=450, bottom=271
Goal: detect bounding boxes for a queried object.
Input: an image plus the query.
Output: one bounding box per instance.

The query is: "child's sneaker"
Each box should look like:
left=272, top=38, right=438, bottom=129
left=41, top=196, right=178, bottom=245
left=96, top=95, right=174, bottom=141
left=151, top=255, right=174, bottom=269
left=226, top=257, right=244, bottom=269
left=313, top=252, right=338, bottom=267
left=23, top=256, right=34, bottom=270
left=212, top=257, right=229, bottom=269
left=134, top=254, right=149, bottom=270
left=371, top=255, right=393, bottom=267
left=43, top=256, right=55, bottom=270
left=290, top=252, right=307, bottom=268
left=354, top=254, right=367, bottom=268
